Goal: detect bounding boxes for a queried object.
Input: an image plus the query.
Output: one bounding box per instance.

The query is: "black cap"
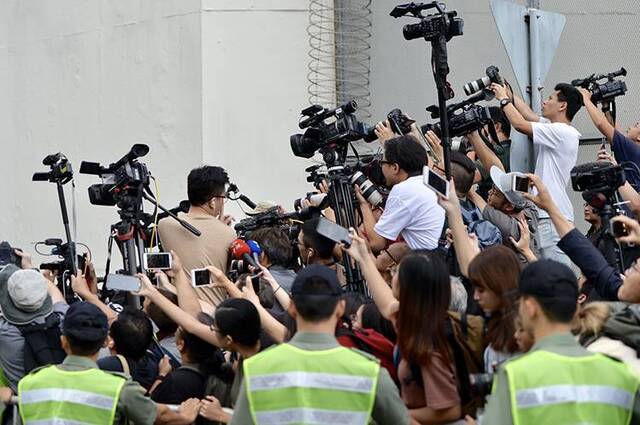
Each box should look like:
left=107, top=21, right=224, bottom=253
left=519, top=260, right=578, bottom=300
left=291, top=265, right=344, bottom=296
left=62, top=302, right=109, bottom=342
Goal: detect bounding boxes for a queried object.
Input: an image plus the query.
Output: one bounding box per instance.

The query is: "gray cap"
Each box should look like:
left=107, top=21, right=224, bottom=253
left=490, top=166, right=527, bottom=208
left=0, top=264, right=53, bottom=325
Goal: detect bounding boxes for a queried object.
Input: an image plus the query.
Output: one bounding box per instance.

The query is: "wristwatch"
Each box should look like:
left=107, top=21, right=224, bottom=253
left=499, top=98, right=512, bottom=109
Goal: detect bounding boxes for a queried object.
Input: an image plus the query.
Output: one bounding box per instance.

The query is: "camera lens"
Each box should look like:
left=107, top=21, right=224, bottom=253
left=463, top=76, right=491, bottom=96
left=351, top=171, right=384, bottom=207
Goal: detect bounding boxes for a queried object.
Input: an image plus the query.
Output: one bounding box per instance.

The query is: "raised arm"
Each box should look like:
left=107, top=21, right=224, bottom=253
left=492, top=84, right=533, bottom=137
left=239, top=276, right=288, bottom=343
left=136, top=274, right=224, bottom=347
left=344, top=231, right=398, bottom=321
left=508, top=81, right=540, bottom=123
left=168, top=251, right=202, bottom=316
left=467, top=131, right=504, bottom=173
left=580, top=88, right=615, bottom=142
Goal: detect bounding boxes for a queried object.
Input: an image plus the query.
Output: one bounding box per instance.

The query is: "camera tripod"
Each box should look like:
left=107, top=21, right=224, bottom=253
left=104, top=186, right=201, bottom=308
left=322, top=147, right=367, bottom=294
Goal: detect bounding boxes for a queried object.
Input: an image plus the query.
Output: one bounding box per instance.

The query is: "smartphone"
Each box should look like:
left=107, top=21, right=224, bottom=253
left=315, top=217, right=352, bottom=247
left=105, top=274, right=141, bottom=292
left=422, top=166, right=449, bottom=198
left=191, top=268, right=211, bottom=286
left=612, top=220, right=629, bottom=238
left=512, top=175, right=530, bottom=193
left=77, top=253, right=89, bottom=275
left=143, top=252, right=172, bottom=270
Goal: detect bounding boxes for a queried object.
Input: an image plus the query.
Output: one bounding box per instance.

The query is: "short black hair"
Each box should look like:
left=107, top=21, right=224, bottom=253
left=489, top=106, right=511, bottom=137
left=450, top=151, right=476, bottom=194
left=292, top=276, right=342, bottom=323
left=250, top=226, right=293, bottom=267
left=187, top=166, right=229, bottom=206
left=146, top=289, right=179, bottom=336
left=384, top=135, right=427, bottom=175
left=214, top=298, right=261, bottom=347
left=110, top=308, right=153, bottom=361
left=554, top=83, right=583, bottom=121
left=66, top=334, right=105, bottom=356
left=302, top=218, right=336, bottom=259
left=527, top=295, right=577, bottom=323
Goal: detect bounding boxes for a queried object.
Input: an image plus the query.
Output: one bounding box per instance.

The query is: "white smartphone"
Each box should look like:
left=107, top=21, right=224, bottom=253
left=105, top=274, right=141, bottom=292
left=423, top=166, right=449, bottom=198
left=191, top=268, right=211, bottom=287
left=143, top=252, right=172, bottom=270
left=511, top=174, right=530, bottom=193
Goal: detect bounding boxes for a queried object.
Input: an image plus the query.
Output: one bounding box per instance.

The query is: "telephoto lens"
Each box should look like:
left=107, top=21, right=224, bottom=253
left=463, top=76, right=491, bottom=96
left=350, top=171, right=384, bottom=207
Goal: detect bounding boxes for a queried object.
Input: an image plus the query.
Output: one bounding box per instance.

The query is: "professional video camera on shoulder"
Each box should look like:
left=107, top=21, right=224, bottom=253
left=390, top=1, right=463, bottom=42
left=79, top=144, right=150, bottom=206
left=290, top=100, right=377, bottom=159
left=571, top=67, right=627, bottom=104
left=421, top=89, right=495, bottom=139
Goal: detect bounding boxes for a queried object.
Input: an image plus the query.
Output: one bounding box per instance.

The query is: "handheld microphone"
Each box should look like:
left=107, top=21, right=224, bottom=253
left=230, top=239, right=259, bottom=270
left=246, top=240, right=262, bottom=264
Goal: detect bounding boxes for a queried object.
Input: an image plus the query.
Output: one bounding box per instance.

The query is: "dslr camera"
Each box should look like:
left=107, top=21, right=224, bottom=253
left=421, top=89, right=494, bottom=139
left=79, top=144, right=151, bottom=206
left=463, top=65, right=504, bottom=96
left=571, top=68, right=627, bottom=104
left=0, top=242, right=22, bottom=267
left=290, top=100, right=377, bottom=159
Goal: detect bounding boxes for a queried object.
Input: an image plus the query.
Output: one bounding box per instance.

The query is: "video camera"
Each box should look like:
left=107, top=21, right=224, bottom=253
left=390, top=2, right=463, bottom=42
left=32, top=153, right=74, bottom=184
left=79, top=144, right=150, bottom=206
left=235, top=207, right=304, bottom=236
left=37, top=238, right=80, bottom=276
left=571, top=67, right=627, bottom=104
left=421, top=89, right=495, bottom=138
left=290, top=100, right=377, bottom=159
left=571, top=161, right=625, bottom=198
left=0, top=242, right=22, bottom=267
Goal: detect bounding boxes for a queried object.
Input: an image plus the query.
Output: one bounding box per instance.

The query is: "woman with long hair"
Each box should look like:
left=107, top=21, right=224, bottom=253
left=467, top=245, right=521, bottom=371
left=346, top=232, right=462, bottom=424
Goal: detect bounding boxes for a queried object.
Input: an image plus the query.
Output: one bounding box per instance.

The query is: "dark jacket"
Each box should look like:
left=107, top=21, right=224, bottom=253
left=557, top=228, right=621, bottom=300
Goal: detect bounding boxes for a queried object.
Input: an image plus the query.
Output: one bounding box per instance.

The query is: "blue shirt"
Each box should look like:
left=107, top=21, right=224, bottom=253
left=612, top=130, right=640, bottom=189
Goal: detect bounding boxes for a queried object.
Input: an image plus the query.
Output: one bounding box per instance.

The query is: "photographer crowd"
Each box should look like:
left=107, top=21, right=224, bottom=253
left=4, top=54, right=640, bottom=425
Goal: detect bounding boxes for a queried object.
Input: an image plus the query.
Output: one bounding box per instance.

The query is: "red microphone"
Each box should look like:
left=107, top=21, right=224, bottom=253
left=230, top=239, right=259, bottom=269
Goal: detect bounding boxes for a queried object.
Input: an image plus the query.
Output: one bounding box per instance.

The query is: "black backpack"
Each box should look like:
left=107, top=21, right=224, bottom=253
left=179, top=364, right=233, bottom=425
left=17, top=313, right=66, bottom=373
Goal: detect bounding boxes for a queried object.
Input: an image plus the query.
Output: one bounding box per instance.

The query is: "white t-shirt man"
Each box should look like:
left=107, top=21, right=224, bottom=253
left=531, top=117, right=580, bottom=221
left=374, top=175, right=445, bottom=250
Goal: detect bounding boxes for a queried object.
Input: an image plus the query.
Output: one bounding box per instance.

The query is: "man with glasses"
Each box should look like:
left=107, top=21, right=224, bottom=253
left=158, top=165, right=236, bottom=306
left=357, top=135, right=445, bottom=253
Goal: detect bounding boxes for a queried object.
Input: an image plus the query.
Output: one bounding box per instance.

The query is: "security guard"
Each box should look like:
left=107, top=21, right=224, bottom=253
left=17, top=301, right=199, bottom=425
left=231, top=265, right=409, bottom=424
left=482, top=260, right=640, bottom=424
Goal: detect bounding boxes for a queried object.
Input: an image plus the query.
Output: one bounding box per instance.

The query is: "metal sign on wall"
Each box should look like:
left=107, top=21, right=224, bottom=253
left=490, top=0, right=566, bottom=172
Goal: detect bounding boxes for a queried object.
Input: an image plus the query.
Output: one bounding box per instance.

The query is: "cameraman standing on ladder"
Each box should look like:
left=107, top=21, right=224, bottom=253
left=491, top=81, right=583, bottom=267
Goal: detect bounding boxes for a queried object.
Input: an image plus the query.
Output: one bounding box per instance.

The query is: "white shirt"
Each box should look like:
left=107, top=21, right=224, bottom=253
left=531, top=117, right=580, bottom=221
left=374, top=175, right=445, bottom=250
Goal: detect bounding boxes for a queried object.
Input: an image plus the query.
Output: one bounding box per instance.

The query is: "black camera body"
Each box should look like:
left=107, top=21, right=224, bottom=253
left=387, top=108, right=415, bottom=135
left=290, top=101, right=376, bottom=159
left=571, top=161, right=625, bottom=195
left=463, top=65, right=503, bottom=96
left=422, top=104, right=492, bottom=139
left=571, top=68, right=627, bottom=104
left=0, top=241, right=22, bottom=267
left=80, top=144, right=151, bottom=207
left=392, top=2, right=463, bottom=42
left=32, top=153, right=74, bottom=184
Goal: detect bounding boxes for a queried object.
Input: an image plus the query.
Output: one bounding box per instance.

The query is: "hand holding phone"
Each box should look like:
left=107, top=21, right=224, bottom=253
left=423, top=166, right=449, bottom=198
left=315, top=217, right=352, bottom=248
left=191, top=268, right=211, bottom=286
left=511, top=175, right=531, bottom=193
left=105, top=274, right=141, bottom=292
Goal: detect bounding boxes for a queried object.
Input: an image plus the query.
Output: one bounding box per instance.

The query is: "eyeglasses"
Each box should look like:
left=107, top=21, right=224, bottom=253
left=379, top=160, right=396, bottom=166
left=212, top=195, right=228, bottom=204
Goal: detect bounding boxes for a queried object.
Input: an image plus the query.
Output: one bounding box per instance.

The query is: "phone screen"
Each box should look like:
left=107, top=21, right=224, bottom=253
left=513, top=176, right=530, bottom=193
left=612, top=220, right=629, bottom=238
left=192, top=269, right=211, bottom=286
left=316, top=217, right=352, bottom=246
left=145, top=253, right=172, bottom=270
left=423, top=167, right=449, bottom=197
left=105, top=274, right=141, bottom=292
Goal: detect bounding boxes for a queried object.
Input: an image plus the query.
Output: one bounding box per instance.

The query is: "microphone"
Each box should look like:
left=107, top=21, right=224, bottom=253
left=230, top=239, right=259, bottom=270
left=246, top=240, right=262, bottom=264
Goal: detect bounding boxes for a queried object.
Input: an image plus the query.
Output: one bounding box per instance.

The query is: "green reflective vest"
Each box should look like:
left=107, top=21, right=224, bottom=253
left=505, top=350, right=639, bottom=425
left=18, top=364, right=126, bottom=425
left=244, top=343, right=380, bottom=425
